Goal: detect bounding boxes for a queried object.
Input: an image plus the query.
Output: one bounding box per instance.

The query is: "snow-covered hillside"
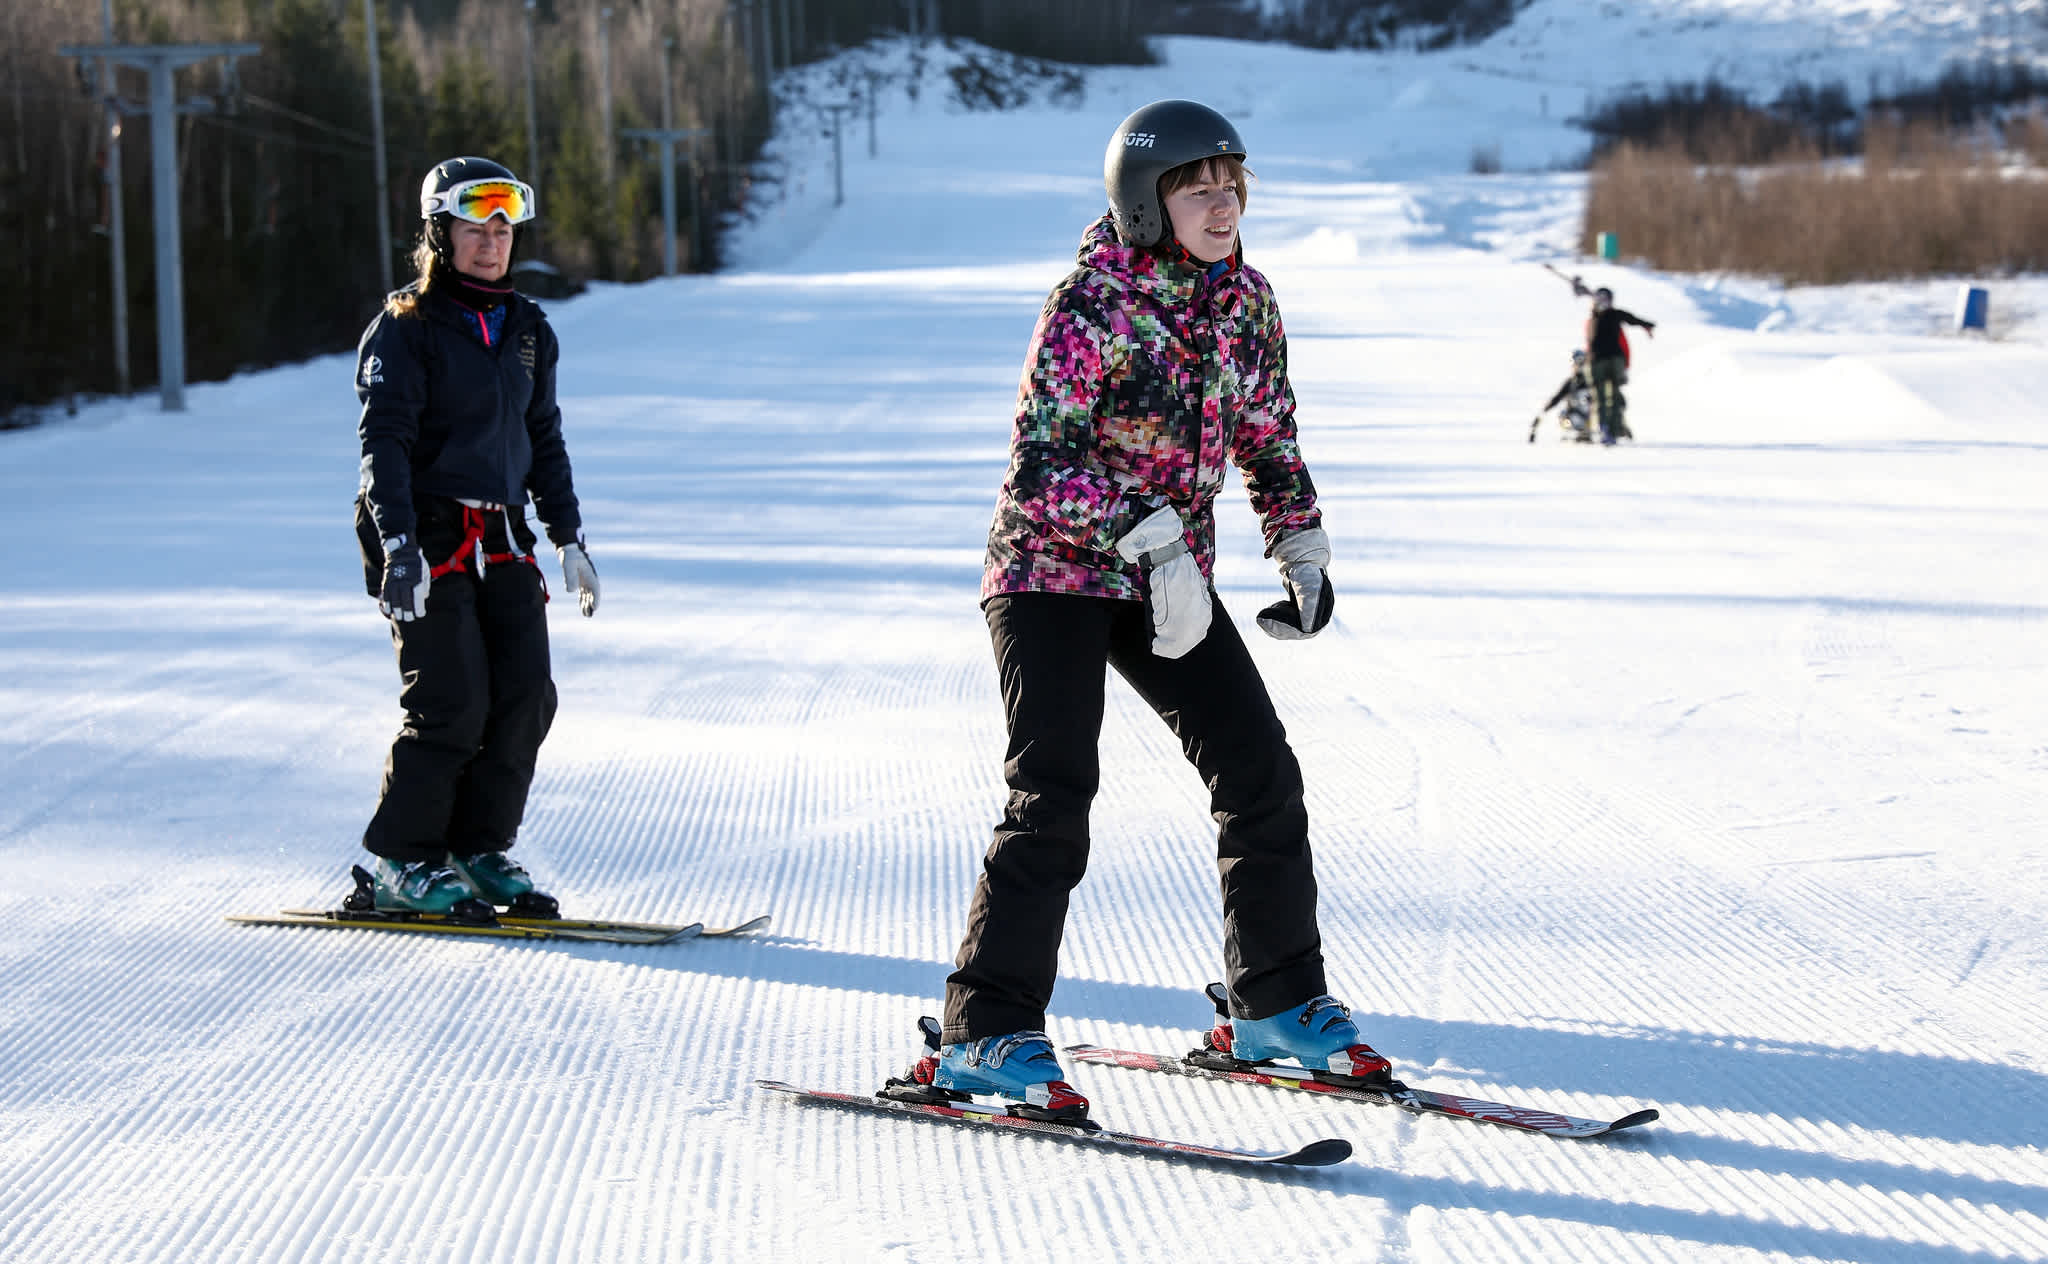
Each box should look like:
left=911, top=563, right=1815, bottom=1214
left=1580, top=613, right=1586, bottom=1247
left=1487, top=0, right=2041, bottom=89
left=3, top=14, right=2045, bottom=1264
left=1238, top=0, right=2042, bottom=89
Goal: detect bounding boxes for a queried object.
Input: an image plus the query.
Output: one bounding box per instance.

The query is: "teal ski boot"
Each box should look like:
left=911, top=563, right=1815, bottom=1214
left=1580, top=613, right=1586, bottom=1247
left=447, top=850, right=559, bottom=918
left=363, top=858, right=495, bottom=923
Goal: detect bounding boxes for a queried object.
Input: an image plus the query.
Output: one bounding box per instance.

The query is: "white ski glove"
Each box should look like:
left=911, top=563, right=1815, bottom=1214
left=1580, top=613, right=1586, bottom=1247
left=558, top=537, right=600, bottom=617
left=1256, top=527, right=1334, bottom=640
left=1115, top=505, right=1211, bottom=659
left=379, top=535, right=431, bottom=623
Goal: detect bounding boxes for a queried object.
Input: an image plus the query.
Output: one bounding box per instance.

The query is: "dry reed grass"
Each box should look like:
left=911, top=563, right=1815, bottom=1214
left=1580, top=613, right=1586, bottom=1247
left=1585, top=118, right=2048, bottom=285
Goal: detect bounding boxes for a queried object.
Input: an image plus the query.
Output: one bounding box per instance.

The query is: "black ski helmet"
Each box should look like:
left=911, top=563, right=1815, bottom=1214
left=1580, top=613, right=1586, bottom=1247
left=418, top=155, right=532, bottom=265
left=1103, top=100, right=1247, bottom=248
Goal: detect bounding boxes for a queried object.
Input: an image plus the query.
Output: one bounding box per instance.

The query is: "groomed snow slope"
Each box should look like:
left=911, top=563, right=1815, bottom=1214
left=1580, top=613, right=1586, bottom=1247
left=2, top=21, right=2045, bottom=1264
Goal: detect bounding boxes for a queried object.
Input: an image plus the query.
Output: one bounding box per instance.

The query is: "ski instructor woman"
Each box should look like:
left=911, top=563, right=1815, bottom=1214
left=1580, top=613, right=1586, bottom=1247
left=913, top=102, right=1393, bottom=1121
left=350, top=156, right=599, bottom=920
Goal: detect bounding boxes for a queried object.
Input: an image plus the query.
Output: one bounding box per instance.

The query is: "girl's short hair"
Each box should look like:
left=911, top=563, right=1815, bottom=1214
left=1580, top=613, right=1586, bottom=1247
left=1158, top=155, right=1250, bottom=213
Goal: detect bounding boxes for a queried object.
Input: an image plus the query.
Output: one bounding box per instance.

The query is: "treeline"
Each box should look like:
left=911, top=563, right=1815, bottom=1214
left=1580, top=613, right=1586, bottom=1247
left=1581, top=61, right=2048, bottom=163
left=1162, top=0, right=1523, bottom=49
left=2, top=0, right=1153, bottom=419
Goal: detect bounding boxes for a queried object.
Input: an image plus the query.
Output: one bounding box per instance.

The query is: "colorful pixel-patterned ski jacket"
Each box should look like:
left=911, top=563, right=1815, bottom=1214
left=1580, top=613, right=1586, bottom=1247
left=981, top=213, right=1320, bottom=605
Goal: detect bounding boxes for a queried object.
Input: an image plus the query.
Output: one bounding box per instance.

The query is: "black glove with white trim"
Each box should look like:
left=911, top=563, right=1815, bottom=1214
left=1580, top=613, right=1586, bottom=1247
left=379, top=535, right=431, bottom=623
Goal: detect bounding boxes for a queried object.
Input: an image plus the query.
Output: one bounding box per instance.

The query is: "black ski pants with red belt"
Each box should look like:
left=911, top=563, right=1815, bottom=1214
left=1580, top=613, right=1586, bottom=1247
left=943, top=590, right=1327, bottom=1045
left=360, top=549, right=556, bottom=865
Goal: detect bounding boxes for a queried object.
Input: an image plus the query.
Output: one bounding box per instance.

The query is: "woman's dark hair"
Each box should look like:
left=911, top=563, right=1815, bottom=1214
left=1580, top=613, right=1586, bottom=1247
left=383, top=233, right=446, bottom=318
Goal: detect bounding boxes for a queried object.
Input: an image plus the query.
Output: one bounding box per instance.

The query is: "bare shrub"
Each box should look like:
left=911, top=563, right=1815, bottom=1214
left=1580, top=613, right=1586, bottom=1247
left=1869, top=60, right=2048, bottom=128
left=1583, top=78, right=1815, bottom=164
left=2002, top=110, right=2048, bottom=167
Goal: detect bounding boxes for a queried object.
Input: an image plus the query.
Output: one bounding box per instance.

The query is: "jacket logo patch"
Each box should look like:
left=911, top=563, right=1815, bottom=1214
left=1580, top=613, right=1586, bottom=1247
left=518, top=333, right=536, bottom=379
left=360, top=355, right=383, bottom=386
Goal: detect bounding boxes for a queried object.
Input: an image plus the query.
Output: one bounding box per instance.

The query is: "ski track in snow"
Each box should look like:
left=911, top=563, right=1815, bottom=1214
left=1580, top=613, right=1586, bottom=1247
left=6, top=19, right=2048, bottom=1264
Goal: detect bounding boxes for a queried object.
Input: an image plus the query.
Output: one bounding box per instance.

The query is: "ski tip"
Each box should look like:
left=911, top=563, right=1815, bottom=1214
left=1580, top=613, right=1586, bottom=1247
left=1603, top=1107, right=1660, bottom=1134
left=1283, top=1137, right=1354, bottom=1167
left=706, top=914, right=772, bottom=937
left=226, top=912, right=337, bottom=928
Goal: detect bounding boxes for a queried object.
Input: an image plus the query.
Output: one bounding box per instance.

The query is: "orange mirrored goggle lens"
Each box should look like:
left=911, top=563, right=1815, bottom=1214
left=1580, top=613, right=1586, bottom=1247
left=450, top=180, right=534, bottom=225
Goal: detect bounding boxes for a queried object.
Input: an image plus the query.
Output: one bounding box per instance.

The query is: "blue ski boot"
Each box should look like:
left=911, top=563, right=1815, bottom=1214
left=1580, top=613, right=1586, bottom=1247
left=883, top=1016, right=1091, bottom=1123
left=1197, top=982, right=1395, bottom=1084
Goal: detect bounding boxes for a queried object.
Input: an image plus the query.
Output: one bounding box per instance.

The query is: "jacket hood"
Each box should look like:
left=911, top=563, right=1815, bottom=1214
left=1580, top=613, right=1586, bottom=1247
left=1075, top=212, right=1239, bottom=306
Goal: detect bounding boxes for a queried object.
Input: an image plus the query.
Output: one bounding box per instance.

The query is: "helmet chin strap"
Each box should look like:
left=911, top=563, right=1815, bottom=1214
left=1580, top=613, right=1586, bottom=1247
left=427, top=215, right=463, bottom=272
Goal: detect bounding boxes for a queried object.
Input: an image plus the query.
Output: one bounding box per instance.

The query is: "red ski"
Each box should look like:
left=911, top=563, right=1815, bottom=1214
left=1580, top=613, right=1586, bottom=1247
left=1064, top=1044, right=1658, bottom=1140
left=757, top=1080, right=1352, bottom=1168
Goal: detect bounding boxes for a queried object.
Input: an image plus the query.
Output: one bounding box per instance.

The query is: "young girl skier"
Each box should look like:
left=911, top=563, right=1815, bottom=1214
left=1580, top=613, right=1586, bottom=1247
left=894, top=101, right=1394, bottom=1123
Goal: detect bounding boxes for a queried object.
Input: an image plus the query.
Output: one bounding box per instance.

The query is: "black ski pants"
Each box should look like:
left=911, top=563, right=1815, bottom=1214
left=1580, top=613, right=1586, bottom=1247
left=361, top=557, right=557, bottom=864
left=943, top=591, right=1327, bottom=1044
left=1588, top=355, right=1629, bottom=438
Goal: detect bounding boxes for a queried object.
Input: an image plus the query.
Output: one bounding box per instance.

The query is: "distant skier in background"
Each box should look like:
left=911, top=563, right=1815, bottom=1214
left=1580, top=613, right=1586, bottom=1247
left=1529, top=348, right=1595, bottom=443
left=1581, top=285, right=1655, bottom=444
left=886, top=100, right=1394, bottom=1126
left=351, top=156, right=600, bottom=921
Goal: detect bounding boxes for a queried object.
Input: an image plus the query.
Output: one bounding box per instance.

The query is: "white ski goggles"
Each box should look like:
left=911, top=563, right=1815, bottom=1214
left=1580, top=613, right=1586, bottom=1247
left=423, top=178, right=536, bottom=225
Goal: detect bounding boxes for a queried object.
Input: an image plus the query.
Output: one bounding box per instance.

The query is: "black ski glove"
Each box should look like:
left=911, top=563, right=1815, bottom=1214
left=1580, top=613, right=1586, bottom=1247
left=379, top=535, right=431, bottom=622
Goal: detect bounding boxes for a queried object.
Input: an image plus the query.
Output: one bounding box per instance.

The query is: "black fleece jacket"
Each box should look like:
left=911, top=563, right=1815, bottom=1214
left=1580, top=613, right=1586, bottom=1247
left=354, top=283, right=582, bottom=549
left=1585, top=307, right=1654, bottom=360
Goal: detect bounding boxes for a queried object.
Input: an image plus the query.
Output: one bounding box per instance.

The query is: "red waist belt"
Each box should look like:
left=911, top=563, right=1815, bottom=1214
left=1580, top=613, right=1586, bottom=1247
left=430, top=503, right=548, bottom=602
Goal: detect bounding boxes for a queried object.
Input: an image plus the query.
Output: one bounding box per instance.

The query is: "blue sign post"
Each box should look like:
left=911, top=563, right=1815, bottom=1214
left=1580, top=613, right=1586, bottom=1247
left=1955, top=285, right=1989, bottom=333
